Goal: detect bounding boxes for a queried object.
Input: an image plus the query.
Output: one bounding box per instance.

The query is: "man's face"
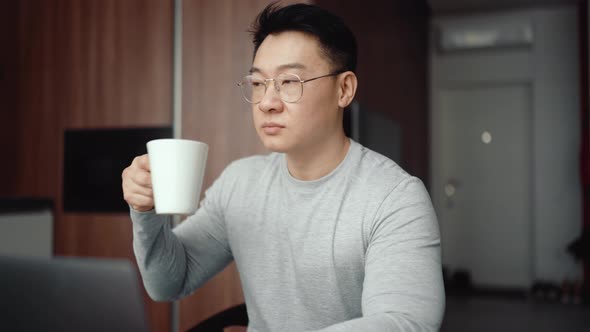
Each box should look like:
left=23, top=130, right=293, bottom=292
left=250, top=31, right=342, bottom=154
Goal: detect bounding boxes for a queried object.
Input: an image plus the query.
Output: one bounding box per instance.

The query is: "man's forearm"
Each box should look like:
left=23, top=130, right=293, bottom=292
left=130, top=208, right=187, bottom=301
left=310, top=313, right=439, bottom=332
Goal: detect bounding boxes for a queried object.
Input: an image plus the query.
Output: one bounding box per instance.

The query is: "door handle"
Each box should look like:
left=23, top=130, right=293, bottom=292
left=445, top=183, right=456, bottom=197
left=444, top=179, right=460, bottom=208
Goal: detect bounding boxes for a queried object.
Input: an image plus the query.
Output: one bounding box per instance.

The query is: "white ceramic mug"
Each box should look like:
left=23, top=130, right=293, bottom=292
left=146, top=139, right=208, bottom=215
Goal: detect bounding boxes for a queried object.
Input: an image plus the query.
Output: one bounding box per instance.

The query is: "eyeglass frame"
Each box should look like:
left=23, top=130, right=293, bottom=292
left=237, top=71, right=344, bottom=104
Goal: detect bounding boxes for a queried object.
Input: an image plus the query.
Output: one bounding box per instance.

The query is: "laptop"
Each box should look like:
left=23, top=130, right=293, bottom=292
left=0, top=255, right=150, bottom=332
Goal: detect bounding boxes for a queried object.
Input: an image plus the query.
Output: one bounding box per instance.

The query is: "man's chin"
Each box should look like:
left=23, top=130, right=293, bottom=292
left=264, top=144, right=289, bottom=153
left=260, top=138, right=290, bottom=153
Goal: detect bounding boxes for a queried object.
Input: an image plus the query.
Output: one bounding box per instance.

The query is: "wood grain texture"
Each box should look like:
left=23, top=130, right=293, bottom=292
left=0, top=0, right=20, bottom=196
left=180, top=0, right=306, bottom=330
left=13, top=1, right=174, bottom=331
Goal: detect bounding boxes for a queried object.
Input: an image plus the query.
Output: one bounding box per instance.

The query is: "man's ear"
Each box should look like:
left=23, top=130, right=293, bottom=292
left=337, top=71, right=358, bottom=108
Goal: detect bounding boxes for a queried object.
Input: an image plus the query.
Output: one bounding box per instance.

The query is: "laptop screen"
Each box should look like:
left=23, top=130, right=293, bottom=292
left=0, top=256, right=150, bottom=332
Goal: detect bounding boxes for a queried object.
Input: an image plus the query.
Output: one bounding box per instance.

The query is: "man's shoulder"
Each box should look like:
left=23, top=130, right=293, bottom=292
left=353, top=143, right=434, bottom=225
left=351, top=142, right=432, bottom=207
left=354, top=142, right=414, bottom=189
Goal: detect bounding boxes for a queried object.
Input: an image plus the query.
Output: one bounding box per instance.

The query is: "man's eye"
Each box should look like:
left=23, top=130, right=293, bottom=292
left=251, top=81, right=264, bottom=87
left=281, top=80, right=297, bottom=85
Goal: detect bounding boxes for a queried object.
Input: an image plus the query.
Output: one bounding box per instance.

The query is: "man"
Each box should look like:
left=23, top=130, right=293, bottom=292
left=122, top=3, right=444, bottom=331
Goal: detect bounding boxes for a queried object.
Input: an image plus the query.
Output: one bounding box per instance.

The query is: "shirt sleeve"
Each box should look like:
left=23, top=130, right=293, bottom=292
left=312, top=177, right=445, bottom=331
left=130, top=168, right=233, bottom=302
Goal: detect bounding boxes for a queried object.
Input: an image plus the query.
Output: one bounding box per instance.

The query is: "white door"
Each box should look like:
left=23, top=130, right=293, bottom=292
left=432, top=84, right=532, bottom=288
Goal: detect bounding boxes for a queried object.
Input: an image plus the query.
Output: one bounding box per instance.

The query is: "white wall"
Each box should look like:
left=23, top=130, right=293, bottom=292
left=532, top=7, right=582, bottom=282
left=431, top=6, right=582, bottom=284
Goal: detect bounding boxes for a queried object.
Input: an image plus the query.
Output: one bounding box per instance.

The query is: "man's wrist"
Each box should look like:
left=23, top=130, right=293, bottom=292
left=129, top=205, right=155, bottom=215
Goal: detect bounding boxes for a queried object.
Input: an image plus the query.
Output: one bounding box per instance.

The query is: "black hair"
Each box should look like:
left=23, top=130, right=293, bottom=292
left=249, top=2, right=357, bottom=73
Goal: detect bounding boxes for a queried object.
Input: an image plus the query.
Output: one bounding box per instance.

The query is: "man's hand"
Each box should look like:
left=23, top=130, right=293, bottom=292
left=122, top=154, right=154, bottom=212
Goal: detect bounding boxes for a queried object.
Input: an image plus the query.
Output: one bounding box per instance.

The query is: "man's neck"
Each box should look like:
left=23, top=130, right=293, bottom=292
left=285, top=133, right=351, bottom=181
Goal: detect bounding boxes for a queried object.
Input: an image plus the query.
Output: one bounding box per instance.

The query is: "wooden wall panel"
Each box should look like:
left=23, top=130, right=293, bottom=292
left=0, top=0, right=20, bottom=196
left=180, top=0, right=306, bottom=330
left=15, top=0, right=63, bottom=199
left=14, top=1, right=174, bottom=331
left=314, top=0, right=431, bottom=184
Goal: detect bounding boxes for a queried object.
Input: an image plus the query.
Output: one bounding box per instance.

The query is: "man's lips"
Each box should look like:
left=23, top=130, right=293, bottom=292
left=262, top=122, right=285, bottom=128
left=262, top=122, right=285, bottom=135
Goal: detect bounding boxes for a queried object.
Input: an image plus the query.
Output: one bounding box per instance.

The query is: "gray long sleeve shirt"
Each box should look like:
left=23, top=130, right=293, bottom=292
left=131, top=139, right=445, bottom=331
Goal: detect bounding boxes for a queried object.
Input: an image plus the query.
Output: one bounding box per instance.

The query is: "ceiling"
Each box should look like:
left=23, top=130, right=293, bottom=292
left=428, top=0, right=577, bottom=13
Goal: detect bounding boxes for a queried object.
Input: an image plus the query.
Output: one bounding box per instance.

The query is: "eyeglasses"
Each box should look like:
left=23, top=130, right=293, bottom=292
left=237, top=72, right=342, bottom=104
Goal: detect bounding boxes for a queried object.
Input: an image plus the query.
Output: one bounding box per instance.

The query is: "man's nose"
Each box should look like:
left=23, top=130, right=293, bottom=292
left=258, top=80, right=283, bottom=113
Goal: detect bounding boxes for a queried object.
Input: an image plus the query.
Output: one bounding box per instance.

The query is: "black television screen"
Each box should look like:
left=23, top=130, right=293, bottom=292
left=63, top=127, right=173, bottom=213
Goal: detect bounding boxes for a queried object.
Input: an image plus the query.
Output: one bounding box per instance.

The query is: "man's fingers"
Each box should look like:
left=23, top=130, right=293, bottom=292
left=128, top=194, right=154, bottom=212
left=122, top=173, right=153, bottom=197
left=132, top=170, right=152, bottom=188
left=133, top=154, right=151, bottom=171
left=129, top=182, right=153, bottom=198
left=122, top=155, right=155, bottom=212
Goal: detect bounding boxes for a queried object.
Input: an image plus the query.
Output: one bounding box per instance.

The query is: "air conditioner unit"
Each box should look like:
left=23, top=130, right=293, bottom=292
left=437, top=20, right=534, bottom=52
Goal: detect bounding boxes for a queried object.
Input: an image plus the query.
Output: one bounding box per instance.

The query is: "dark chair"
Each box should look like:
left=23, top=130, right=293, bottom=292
left=185, top=303, right=248, bottom=332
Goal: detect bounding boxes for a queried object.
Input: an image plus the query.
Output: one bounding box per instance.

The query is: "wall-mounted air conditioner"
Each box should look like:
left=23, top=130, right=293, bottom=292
left=437, top=20, right=534, bottom=52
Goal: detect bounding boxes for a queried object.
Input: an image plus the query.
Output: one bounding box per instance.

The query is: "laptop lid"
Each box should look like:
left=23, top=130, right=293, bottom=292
left=0, top=255, right=150, bottom=332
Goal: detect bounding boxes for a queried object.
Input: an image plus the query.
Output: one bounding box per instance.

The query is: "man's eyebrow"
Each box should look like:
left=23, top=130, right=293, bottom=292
left=249, top=63, right=307, bottom=74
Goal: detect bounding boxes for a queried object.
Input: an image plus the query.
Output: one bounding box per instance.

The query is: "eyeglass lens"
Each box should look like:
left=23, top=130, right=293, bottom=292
left=240, top=73, right=302, bottom=104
